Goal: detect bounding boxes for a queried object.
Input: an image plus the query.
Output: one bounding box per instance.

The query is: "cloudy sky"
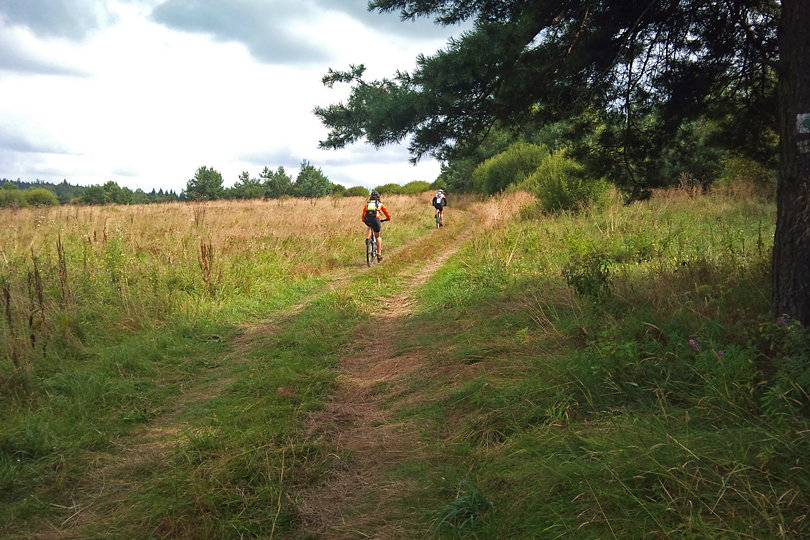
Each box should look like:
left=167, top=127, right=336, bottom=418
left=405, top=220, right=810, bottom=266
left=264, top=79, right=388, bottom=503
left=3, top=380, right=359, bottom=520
left=0, top=0, right=464, bottom=193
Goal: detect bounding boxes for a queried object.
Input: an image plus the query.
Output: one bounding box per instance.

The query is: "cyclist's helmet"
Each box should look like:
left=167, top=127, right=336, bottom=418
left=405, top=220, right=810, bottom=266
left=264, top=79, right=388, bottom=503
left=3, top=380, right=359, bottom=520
left=438, top=189, right=445, bottom=193
left=370, top=190, right=380, bottom=199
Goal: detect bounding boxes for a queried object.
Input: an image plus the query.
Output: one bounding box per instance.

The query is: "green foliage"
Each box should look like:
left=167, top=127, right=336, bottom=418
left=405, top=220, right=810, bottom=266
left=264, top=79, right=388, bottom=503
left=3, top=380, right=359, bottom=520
left=184, top=166, right=224, bottom=201
left=430, top=177, right=447, bottom=191
left=228, top=171, right=265, bottom=200
left=2, top=179, right=88, bottom=204
left=391, top=189, right=809, bottom=538
left=755, top=317, right=810, bottom=419
left=472, top=142, right=549, bottom=194
left=81, top=185, right=109, bottom=205
left=0, top=189, right=27, bottom=208
left=522, top=149, right=609, bottom=213
left=561, top=250, right=612, bottom=301
left=344, top=186, right=369, bottom=197
left=716, top=155, right=777, bottom=195
left=260, top=166, right=293, bottom=198
left=101, top=181, right=132, bottom=204
left=401, top=180, right=431, bottom=194
left=188, top=167, right=224, bottom=201
left=439, top=126, right=515, bottom=192
left=293, top=160, right=332, bottom=198
left=372, top=182, right=403, bottom=194
left=23, top=189, right=59, bottom=207
left=320, top=1, right=778, bottom=198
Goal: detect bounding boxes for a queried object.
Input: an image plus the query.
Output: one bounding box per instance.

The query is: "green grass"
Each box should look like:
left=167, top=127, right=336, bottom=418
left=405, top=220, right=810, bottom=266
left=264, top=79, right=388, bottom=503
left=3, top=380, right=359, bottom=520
left=379, top=190, right=810, bottom=538
left=2, top=190, right=808, bottom=538
left=73, top=289, right=368, bottom=539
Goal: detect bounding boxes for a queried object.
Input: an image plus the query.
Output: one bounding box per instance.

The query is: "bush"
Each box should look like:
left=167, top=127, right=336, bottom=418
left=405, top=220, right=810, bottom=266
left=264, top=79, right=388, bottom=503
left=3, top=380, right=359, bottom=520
left=522, top=149, right=609, bottom=213
left=24, top=188, right=60, bottom=206
left=400, top=181, right=431, bottom=194
left=715, top=155, right=776, bottom=198
left=0, top=189, right=28, bottom=208
left=562, top=249, right=612, bottom=301
left=471, top=142, right=549, bottom=194
left=430, top=177, right=448, bottom=191
left=344, top=186, right=370, bottom=197
left=373, top=183, right=405, bottom=195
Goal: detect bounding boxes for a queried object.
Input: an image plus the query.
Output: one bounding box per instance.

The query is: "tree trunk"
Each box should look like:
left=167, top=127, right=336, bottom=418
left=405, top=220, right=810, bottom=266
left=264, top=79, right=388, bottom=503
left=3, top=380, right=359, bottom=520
left=773, top=0, right=810, bottom=325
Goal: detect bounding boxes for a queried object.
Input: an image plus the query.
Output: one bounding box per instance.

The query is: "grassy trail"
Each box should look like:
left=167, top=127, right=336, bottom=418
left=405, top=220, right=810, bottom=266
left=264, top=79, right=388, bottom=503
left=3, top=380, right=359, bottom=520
left=295, top=222, right=477, bottom=538
left=9, top=189, right=799, bottom=539
left=19, top=205, right=479, bottom=539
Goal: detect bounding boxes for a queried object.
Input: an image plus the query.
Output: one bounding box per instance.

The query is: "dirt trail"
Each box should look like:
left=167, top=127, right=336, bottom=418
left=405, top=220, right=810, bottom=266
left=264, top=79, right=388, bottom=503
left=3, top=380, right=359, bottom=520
left=295, top=226, right=474, bottom=539
left=24, top=211, right=476, bottom=540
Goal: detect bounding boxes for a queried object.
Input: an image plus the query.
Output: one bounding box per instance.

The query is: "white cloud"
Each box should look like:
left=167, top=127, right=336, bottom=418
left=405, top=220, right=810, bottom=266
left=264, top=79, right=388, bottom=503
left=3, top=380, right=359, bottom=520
left=0, top=0, right=458, bottom=192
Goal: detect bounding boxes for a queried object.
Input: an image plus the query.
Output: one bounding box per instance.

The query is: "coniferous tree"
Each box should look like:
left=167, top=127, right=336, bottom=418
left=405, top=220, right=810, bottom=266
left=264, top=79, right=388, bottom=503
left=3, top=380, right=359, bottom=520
left=184, top=166, right=224, bottom=201
left=317, top=0, right=810, bottom=325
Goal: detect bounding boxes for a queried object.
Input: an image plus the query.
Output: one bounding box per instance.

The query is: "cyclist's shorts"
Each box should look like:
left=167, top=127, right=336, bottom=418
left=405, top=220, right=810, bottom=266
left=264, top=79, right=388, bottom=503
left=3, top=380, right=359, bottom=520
left=433, top=202, right=444, bottom=211
left=364, top=215, right=382, bottom=233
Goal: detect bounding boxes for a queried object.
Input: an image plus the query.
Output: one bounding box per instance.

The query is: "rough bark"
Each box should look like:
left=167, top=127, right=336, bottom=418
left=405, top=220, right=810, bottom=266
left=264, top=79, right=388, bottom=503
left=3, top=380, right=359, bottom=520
left=773, top=0, right=810, bottom=325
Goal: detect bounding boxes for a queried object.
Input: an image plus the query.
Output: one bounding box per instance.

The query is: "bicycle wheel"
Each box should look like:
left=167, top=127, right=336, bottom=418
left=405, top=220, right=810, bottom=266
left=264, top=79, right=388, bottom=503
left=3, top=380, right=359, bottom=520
left=435, top=211, right=441, bottom=228
left=366, top=237, right=375, bottom=267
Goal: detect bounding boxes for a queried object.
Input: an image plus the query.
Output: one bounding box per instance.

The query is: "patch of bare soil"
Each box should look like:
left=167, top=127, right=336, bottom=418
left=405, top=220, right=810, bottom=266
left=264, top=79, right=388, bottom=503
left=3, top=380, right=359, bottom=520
left=295, top=229, right=474, bottom=539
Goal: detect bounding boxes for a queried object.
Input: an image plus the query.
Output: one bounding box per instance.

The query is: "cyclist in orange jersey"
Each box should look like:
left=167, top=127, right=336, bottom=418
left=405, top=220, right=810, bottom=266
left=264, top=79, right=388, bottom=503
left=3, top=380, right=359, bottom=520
left=361, top=190, right=392, bottom=262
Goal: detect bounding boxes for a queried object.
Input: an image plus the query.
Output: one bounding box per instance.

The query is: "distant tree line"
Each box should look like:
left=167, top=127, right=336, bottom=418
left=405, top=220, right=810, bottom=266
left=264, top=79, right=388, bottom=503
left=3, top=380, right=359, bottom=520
left=0, top=178, right=181, bottom=207
left=0, top=160, right=442, bottom=208
left=183, top=160, right=442, bottom=201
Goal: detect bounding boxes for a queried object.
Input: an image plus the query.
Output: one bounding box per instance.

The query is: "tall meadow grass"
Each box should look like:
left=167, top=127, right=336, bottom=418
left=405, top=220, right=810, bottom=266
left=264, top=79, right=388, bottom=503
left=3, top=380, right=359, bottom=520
left=0, top=193, right=436, bottom=535
left=393, top=185, right=810, bottom=538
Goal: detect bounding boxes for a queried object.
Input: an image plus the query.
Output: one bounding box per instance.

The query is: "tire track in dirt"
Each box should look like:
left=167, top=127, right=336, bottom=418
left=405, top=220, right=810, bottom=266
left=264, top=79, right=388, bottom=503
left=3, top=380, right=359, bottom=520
left=295, top=223, right=476, bottom=539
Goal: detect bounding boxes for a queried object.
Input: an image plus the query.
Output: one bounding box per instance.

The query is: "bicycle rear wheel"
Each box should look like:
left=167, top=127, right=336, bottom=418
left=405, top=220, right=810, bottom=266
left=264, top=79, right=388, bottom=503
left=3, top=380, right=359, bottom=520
left=366, top=237, right=375, bottom=267
left=435, top=211, right=441, bottom=228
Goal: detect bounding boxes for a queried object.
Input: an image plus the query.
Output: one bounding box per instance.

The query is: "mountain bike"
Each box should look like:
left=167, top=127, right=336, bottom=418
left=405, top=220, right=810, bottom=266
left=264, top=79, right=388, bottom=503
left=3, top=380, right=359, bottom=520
left=434, top=207, right=445, bottom=228
left=365, top=218, right=389, bottom=267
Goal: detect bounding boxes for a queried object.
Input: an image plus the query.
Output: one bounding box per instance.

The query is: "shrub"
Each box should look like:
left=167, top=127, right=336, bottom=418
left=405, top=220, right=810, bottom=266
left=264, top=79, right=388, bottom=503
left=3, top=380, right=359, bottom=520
left=344, top=186, right=370, bottom=197
left=715, top=155, right=776, bottom=199
left=373, top=183, right=404, bottom=195
left=471, top=142, right=549, bottom=194
left=24, top=188, right=60, bottom=206
left=401, top=181, right=431, bottom=194
left=562, top=250, right=612, bottom=301
left=522, top=149, right=609, bottom=213
left=430, top=177, right=448, bottom=191
left=0, top=189, right=28, bottom=208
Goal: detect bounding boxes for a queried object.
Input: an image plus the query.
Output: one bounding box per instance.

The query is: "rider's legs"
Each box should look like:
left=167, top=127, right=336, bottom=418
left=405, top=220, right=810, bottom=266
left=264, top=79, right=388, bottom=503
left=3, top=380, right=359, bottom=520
left=376, top=231, right=383, bottom=259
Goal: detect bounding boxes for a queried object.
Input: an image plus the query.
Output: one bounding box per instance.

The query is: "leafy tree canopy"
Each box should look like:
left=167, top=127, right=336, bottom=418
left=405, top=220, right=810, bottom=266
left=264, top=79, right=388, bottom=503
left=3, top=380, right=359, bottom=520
left=316, top=0, right=779, bottom=195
